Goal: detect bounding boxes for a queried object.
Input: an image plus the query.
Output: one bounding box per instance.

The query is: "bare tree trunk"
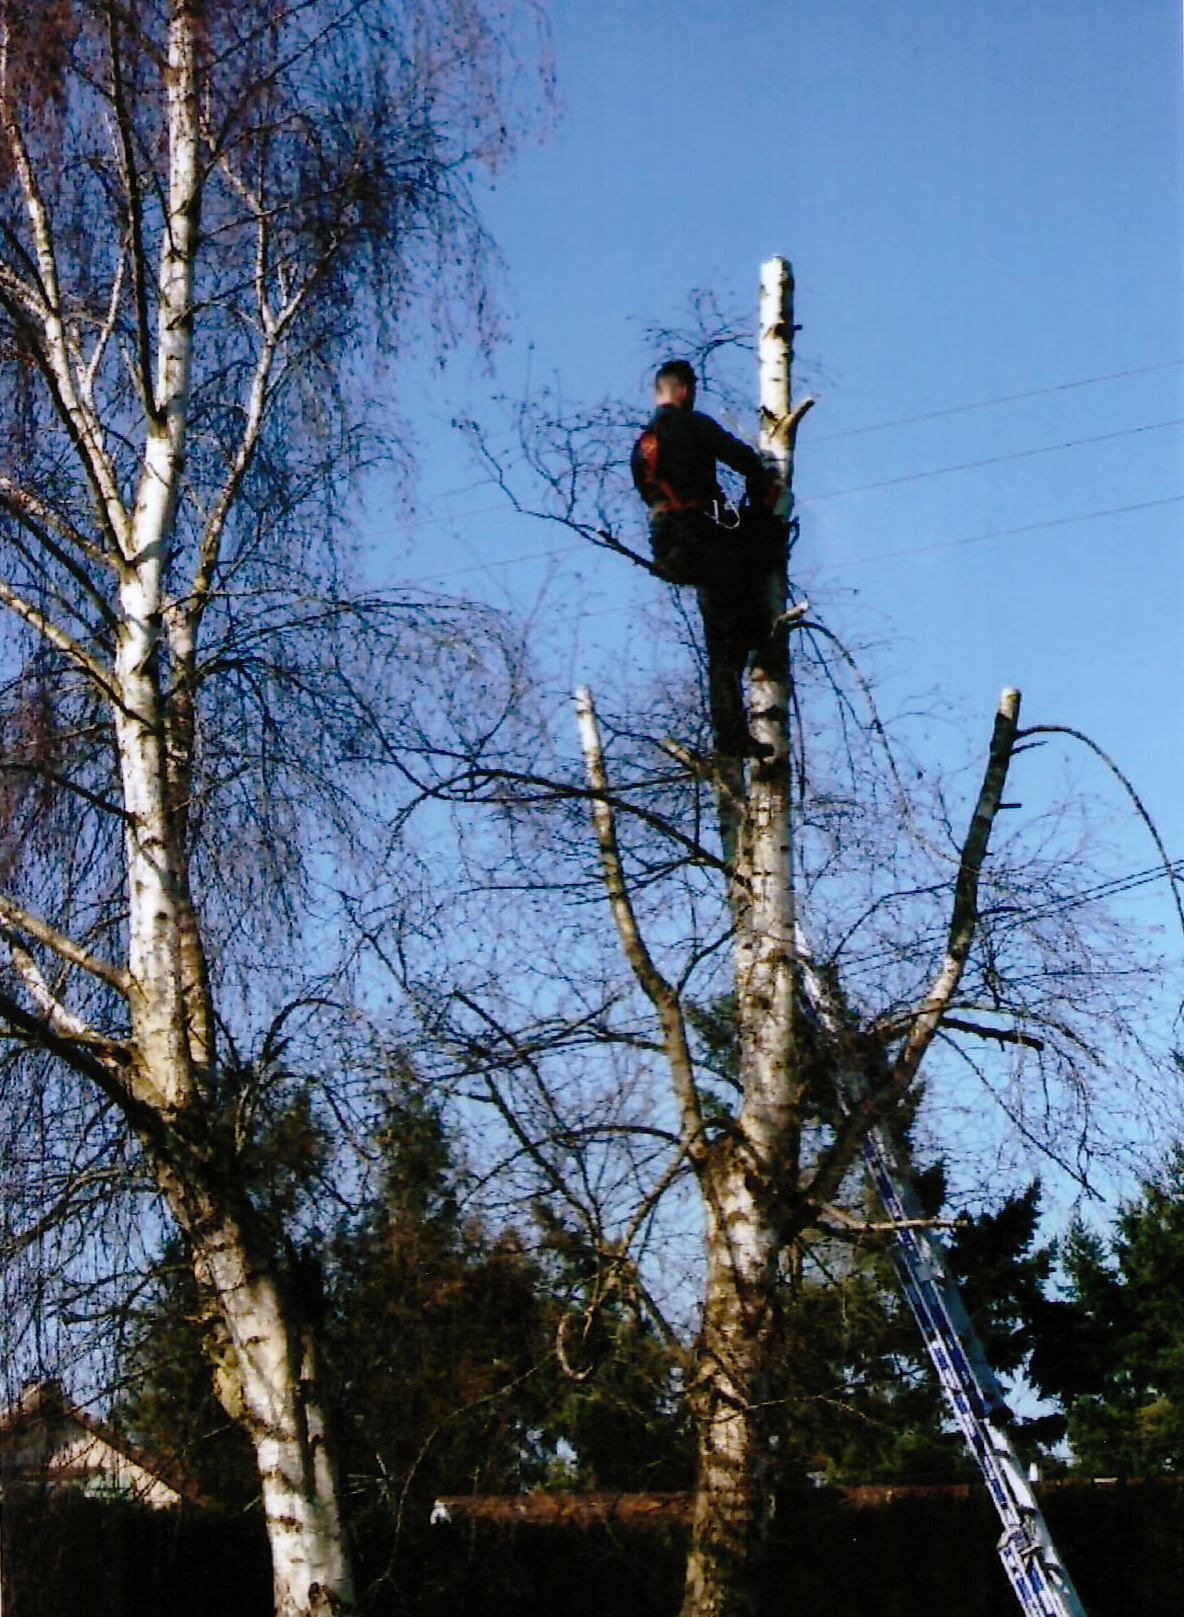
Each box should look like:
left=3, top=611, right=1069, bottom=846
left=577, top=257, right=1031, bottom=1617
left=681, top=1165, right=782, bottom=1617
left=574, top=264, right=806, bottom=1617
left=676, top=257, right=802, bottom=1617
left=117, top=13, right=353, bottom=1609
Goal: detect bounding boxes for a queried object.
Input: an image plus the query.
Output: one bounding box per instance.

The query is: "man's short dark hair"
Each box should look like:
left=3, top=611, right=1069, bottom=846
left=655, top=359, right=697, bottom=393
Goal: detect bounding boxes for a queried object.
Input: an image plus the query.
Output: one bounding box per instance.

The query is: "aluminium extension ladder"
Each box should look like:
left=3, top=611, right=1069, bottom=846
left=793, top=928, right=1086, bottom=1616
left=855, top=1114, right=1088, bottom=1617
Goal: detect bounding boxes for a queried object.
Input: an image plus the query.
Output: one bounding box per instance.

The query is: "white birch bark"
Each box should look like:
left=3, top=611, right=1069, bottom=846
left=575, top=263, right=805, bottom=1617
left=575, top=260, right=1036, bottom=1617
left=0, top=5, right=355, bottom=1610
left=117, top=9, right=353, bottom=1608
left=677, top=264, right=802, bottom=1617
left=180, top=1197, right=353, bottom=1617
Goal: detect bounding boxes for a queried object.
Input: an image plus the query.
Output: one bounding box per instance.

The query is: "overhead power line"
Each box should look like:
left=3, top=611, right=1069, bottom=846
left=826, top=492, right=1184, bottom=573
left=394, top=489, right=1184, bottom=598
left=370, top=359, right=1184, bottom=593
left=808, top=359, right=1184, bottom=444
left=806, top=417, right=1184, bottom=502
left=380, top=360, right=1184, bottom=539
left=838, top=857, right=1184, bottom=977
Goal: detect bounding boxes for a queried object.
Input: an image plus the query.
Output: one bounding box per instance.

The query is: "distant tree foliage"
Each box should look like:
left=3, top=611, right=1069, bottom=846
left=1034, top=1148, right=1184, bottom=1477
left=119, top=1079, right=1082, bottom=1554
left=116, top=1087, right=693, bottom=1603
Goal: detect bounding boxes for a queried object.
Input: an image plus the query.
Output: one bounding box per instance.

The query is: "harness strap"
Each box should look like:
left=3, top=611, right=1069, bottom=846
left=637, top=430, right=695, bottom=511
left=637, top=432, right=739, bottom=526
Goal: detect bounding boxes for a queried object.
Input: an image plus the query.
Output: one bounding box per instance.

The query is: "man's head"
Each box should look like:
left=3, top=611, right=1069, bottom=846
left=654, top=359, right=696, bottom=407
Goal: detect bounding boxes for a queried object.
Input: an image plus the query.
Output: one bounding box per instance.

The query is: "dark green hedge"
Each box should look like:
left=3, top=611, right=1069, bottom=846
left=0, top=1492, right=271, bottom=1617
left=2, top=1481, right=1176, bottom=1616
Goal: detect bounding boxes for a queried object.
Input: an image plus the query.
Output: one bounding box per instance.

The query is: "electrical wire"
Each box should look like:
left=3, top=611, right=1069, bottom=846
left=836, top=859, right=1184, bottom=976
left=372, top=358, right=1184, bottom=593
left=806, top=417, right=1184, bottom=502
left=807, top=359, right=1184, bottom=444
left=823, top=492, right=1184, bottom=573
left=393, top=489, right=1184, bottom=600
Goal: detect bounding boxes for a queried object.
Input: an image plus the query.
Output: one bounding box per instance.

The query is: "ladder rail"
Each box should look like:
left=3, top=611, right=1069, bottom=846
left=859, top=1122, right=1087, bottom=1617
left=793, top=929, right=1086, bottom=1614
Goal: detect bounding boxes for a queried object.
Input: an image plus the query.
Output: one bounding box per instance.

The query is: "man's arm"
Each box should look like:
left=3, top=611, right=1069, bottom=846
left=695, top=412, right=767, bottom=496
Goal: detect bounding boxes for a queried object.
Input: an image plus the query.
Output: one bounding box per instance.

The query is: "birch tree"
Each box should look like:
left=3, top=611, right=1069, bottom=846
left=0, top=3, right=546, bottom=1613
left=422, top=266, right=1174, bottom=1617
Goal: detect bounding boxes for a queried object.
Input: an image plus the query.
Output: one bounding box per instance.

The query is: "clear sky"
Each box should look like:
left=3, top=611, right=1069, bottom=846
left=363, top=1, right=1184, bottom=1193
left=382, top=0, right=1183, bottom=824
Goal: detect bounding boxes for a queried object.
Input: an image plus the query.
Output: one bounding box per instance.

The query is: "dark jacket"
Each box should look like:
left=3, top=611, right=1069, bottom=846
left=631, top=403, right=766, bottom=511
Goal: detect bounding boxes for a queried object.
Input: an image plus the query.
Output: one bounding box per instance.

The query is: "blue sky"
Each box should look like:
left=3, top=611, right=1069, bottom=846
left=363, top=0, right=1184, bottom=1176
left=383, top=0, right=1183, bottom=815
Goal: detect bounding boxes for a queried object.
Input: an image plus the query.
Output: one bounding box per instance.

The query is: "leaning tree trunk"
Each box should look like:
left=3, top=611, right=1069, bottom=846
left=114, top=500, right=355, bottom=1617
left=118, top=12, right=354, bottom=1609
left=161, top=1157, right=353, bottom=1617
left=111, top=13, right=355, bottom=1595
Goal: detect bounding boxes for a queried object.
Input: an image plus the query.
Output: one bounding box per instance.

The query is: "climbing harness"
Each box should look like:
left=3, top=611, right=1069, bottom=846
left=636, top=430, right=741, bottom=531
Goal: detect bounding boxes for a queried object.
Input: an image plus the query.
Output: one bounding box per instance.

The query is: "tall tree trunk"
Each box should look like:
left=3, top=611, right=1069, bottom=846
left=677, top=257, right=802, bottom=1617
left=583, top=263, right=1035, bottom=1617
left=682, top=1155, right=785, bottom=1617
left=0, top=2, right=357, bottom=1602
left=114, top=518, right=355, bottom=1617
left=99, top=17, right=355, bottom=1608
left=115, top=582, right=355, bottom=1616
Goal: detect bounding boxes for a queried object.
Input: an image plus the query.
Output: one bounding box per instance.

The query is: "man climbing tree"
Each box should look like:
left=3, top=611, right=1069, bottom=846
left=631, top=360, right=782, bottom=760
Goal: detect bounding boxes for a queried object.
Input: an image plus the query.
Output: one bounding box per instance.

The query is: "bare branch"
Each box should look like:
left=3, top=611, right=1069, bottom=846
left=931, top=1014, right=1044, bottom=1051
left=6, top=936, right=117, bottom=1047
left=804, top=690, right=1022, bottom=1211
left=575, top=684, right=704, bottom=1155
left=0, top=892, right=132, bottom=998
left=105, top=3, right=154, bottom=414
left=869, top=1010, right=1045, bottom=1052
left=890, top=688, right=1022, bottom=1088
left=451, top=989, right=604, bottom=1238
left=0, top=26, right=130, bottom=550
left=0, top=474, right=114, bottom=575
left=0, top=576, right=117, bottom=696
left=1021, top=721, right=1184, bottom=949
left=0, top=760, right=128, bottom=822
left=0, top=986, right=139, bottom=1119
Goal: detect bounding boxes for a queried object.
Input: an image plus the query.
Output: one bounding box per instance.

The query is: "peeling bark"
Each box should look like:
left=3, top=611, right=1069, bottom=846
left=182, top=1199, right=353, bottom=1617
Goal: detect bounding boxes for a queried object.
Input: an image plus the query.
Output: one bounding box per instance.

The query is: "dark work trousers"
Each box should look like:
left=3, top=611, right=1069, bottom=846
left=650, top=509, right=774, bottom=755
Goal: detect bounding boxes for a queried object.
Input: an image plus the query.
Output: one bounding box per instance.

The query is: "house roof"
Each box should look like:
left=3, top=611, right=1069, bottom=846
left=430, top=1474, right=1147, bottom=1528
left=0, top=1380, right=204, bottom=1508
left=430, top=1491, right=694, bottom=1527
